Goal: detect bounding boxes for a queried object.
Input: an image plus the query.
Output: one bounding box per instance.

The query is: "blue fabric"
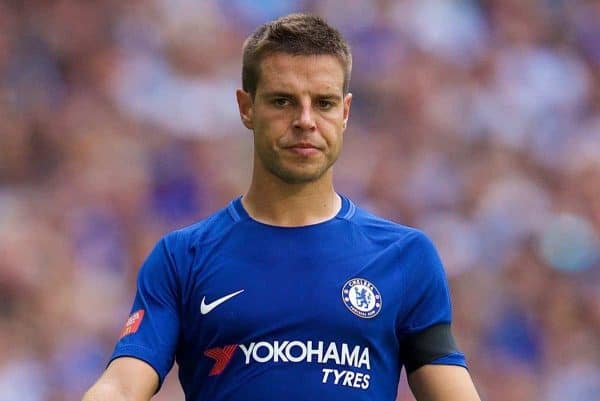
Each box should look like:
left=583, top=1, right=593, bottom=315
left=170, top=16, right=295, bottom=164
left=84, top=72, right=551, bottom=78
left=110, top=195, right=467, bottom=400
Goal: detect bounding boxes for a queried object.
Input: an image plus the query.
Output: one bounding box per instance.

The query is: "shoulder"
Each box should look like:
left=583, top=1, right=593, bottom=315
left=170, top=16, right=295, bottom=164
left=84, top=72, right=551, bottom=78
left=161, top=200, right=241, bottom=255
left=344, top=198, right=436, bottom=252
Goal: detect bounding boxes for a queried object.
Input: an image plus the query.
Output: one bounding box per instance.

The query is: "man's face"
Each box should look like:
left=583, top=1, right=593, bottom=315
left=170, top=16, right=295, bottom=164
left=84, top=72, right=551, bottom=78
left=237, top=53, right=352, bottom=184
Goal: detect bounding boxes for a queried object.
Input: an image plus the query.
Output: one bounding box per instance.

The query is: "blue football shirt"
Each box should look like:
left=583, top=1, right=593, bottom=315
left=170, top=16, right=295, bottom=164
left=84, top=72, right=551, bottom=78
left=110, top=195, right=466, bottom=400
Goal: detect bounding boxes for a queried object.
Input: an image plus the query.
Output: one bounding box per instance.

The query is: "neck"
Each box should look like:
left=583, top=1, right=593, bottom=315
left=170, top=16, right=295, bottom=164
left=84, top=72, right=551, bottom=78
left=242, top=170, right=341, bottom=227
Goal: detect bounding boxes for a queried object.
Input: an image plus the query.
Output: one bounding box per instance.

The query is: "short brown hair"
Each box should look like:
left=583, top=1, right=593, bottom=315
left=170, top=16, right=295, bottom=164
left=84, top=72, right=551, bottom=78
left=242, top=13, right=352, bottom=97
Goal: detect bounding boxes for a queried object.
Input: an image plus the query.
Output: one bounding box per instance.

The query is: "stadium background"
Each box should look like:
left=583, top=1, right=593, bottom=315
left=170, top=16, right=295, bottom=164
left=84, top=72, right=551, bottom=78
left=1, top=1, right=599, bottom=400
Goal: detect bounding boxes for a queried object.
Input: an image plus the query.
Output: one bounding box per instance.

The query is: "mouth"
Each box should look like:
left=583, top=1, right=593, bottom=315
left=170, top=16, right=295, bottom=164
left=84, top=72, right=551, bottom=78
left=285, top=143, right=322, bottom=156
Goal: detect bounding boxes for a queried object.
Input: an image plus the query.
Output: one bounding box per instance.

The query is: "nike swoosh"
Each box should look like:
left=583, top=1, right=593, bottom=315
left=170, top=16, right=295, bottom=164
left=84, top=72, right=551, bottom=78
left=200, top=289, right=245, bottom=315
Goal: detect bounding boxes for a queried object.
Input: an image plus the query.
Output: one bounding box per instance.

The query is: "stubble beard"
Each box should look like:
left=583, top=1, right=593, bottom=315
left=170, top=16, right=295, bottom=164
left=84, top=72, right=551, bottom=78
left=257, top=150, right=337, bottom=185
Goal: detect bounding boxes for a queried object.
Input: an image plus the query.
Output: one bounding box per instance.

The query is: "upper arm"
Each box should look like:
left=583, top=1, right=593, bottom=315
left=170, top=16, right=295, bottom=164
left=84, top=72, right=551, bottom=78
left=397, top=232, right=467, bottom=372
left=84, top=236, right=183, bottom=401
left=408, top=364, right=481, bottom=401
left=83, top=357, right=159, bottom=401
left=110, top=237, right=182, bottom=388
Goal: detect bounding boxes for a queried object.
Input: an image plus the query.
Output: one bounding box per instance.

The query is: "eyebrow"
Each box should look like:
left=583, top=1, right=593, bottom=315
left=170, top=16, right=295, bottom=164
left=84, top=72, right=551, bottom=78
left=261, top=91, right=342, bottom=101
left=261, top=91, right=295, bottom=99
left=316, top=94, right=342, bottom=101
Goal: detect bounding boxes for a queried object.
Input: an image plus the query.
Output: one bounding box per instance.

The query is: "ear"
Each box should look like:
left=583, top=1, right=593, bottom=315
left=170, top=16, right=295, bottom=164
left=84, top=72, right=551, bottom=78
left=236, top=89, right=254, bottom=130
left=342, top=92, right=352, bottom=129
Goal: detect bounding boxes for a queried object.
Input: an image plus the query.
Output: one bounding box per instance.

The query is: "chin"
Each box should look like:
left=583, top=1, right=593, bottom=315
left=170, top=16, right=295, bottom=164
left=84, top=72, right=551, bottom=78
left=277, top=172, right=325, bottom=184
left=271, top=166, right=329, bottom=184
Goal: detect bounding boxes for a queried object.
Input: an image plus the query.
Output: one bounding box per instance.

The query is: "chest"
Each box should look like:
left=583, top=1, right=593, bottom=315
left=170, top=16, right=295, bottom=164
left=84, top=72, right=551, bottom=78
left=179, top=238, right=401, bottom=349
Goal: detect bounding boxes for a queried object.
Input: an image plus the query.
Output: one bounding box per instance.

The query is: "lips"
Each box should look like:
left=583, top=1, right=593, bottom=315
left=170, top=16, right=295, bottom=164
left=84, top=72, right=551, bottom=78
left=287, top=142, right=320, bottom=150
left=285, top=143, right=322, bottom=156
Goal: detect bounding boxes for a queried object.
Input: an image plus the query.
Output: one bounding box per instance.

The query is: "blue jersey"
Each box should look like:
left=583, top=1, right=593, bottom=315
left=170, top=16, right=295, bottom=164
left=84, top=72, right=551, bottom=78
left=110, top=196, right=466, bottom=401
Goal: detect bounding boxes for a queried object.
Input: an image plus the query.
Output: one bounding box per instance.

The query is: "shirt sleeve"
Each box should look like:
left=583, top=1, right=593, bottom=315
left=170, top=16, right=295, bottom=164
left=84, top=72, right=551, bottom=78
left=109, top=236, right=181, bottom=388
left=397, top=231, right=467, bottom=373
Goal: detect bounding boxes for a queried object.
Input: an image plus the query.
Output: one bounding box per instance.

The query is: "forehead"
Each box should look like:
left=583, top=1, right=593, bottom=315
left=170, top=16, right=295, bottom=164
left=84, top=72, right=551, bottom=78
left=256, top=53, right=345, bottom=95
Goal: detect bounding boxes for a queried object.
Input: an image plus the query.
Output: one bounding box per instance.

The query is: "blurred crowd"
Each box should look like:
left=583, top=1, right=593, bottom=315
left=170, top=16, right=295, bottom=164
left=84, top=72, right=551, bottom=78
left=1, top=1, right=599, bottom=400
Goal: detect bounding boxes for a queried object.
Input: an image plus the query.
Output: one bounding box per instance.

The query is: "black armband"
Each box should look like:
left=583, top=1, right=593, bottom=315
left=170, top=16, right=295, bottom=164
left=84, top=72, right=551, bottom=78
left=400, top=323, right=460, bottom=374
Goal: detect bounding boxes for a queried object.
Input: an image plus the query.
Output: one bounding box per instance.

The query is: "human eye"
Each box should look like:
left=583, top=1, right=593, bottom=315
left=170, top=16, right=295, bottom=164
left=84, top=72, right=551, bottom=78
left=272, top=97, right=291, bottom=108
left=317, top=99, right=336, bottom=110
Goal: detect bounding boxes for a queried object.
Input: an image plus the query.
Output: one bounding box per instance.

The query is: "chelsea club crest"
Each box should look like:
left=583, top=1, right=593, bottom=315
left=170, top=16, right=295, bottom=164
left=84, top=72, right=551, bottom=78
left=342, top=278, right=382, bottom=319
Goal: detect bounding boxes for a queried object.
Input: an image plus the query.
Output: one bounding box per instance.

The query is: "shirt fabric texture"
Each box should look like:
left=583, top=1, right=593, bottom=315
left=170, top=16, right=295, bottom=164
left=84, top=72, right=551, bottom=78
left=110, top=195, right=467, bottom=401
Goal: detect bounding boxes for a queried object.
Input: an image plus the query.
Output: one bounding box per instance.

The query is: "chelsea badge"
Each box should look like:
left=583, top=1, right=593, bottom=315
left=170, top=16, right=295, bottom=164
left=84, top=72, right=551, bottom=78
left=342, top=278, right=382, bottom=319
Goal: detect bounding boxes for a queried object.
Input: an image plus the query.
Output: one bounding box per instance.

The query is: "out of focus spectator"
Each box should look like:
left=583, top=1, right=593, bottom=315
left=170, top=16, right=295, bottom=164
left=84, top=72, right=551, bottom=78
left=1, top=1, right=598, bottom=401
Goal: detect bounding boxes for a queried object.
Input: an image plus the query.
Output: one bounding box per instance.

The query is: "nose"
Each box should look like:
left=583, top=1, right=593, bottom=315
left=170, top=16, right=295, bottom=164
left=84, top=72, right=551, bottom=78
left=293, top=102, right=316, bottom=131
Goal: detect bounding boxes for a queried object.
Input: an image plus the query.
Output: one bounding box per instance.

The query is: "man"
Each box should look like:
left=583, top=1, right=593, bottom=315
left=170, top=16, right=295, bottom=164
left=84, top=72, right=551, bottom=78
left=82, top=13, right=481, bottom=401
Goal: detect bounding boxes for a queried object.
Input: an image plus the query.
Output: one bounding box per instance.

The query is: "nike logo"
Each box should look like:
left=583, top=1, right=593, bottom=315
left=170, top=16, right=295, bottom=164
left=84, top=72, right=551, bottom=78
left=200, top=289, right=245, bottom=315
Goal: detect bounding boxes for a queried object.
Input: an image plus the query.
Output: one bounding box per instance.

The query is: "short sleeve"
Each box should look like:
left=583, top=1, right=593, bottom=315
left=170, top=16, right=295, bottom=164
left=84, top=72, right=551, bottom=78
left=109, top=236, right=181, bottom=387
left=397, top=232, right=466, bottom=373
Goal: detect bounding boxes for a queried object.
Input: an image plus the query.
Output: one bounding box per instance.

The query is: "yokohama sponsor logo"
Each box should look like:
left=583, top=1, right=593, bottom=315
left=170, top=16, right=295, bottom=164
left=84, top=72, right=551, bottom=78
left=204, top=340, right=371, bottom=375
left=204, top=345, right=238, bottom=375
left=240, top=341, right=371, bottom=370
